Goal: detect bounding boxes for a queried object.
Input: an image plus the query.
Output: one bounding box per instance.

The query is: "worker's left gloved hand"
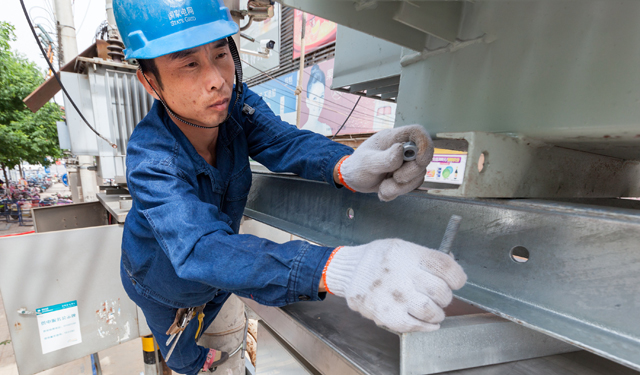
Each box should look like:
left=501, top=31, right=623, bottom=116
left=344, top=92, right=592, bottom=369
left=337, top=125, right=434, bottom=201
left=323, top=239, right=467, bottom=333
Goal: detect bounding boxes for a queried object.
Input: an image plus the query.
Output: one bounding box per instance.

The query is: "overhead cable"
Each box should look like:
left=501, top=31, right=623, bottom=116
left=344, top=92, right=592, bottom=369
left=19, top=0, right=117, bottom=149
left=332, top=96, right=361, bottom=139
left=253, top=79, right=395, bottom=126
left=259, top=94, right=355, bottom=130
left=240, top=58, right=395, bottom=126
left=76, top=0, right=95, bottom=35
left=242, top=57, right=374, bottom=113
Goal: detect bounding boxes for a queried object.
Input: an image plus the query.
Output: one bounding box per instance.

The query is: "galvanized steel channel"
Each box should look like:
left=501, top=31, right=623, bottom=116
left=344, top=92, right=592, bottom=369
left=244, top=173, right=640, bottom=371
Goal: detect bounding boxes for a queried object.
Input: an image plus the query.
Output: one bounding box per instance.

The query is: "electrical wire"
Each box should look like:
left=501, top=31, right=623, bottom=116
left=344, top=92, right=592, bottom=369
left=29, top=6, right=56, bottom=22
left=259, top=85, right=370, bottom=138
left=253, top=79, right=394, bottom=125
left=41, top=0, right=53, bottom=16
left=94, top=20, right=109, bottom=42
left=19, top=0, right=117, bottom=149
left=32, top=19, right=57, bottom=36
left=243, top=57, right=365, bottom=110
left=258, top=94, right=352, bottom=130
left=30, top=14, right=57, bottom=32
left=76, top=0, right=94, bottom=35
left=248, top=77, right=395, bottom=128
left=33, top=22, right=57, bottom=36
left=331, top=96, right=360, bottom=139
left=256, top=44, right=370, bottom=109
left=241, top=58, right=396, bottom=125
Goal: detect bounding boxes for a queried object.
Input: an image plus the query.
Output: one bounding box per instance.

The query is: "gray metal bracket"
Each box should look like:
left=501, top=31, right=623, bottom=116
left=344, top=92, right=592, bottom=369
left=244, top=174, right=640, bottom=371
left=278, top=0, right=428, bottom=51
left=247, top=294, right=577, bottom=375
left=426, top=131, right=640, bottom=198
left=400, top=313, right=576, bottom=374
left=393, top=1, right=463, bottom=43
left=278, top=1, right=463, bottom=49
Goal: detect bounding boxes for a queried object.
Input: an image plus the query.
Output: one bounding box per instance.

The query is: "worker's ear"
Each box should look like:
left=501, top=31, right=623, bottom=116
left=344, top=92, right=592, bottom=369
left=137, top=69, right=161, bottom=100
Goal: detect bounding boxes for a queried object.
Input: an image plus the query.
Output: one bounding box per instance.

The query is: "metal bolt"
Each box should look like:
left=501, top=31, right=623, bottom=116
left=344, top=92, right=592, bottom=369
left=439, top=215, right=462, bottom=254
left=17, top=307, right=36, bottom=316
left=403, top=141, right=418, bottom=161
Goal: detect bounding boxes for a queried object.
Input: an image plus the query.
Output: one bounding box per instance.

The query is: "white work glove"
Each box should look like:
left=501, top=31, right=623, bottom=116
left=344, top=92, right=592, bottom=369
left=323, top=239, right=467, bottom=333
left=338, top=125, right=434, bottom=201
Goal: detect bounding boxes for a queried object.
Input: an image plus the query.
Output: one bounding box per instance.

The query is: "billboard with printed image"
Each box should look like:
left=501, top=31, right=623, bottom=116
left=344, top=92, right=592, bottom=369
left=293, top=10, right=337, bottom=60
left=250, top=59, right=396, bottom=135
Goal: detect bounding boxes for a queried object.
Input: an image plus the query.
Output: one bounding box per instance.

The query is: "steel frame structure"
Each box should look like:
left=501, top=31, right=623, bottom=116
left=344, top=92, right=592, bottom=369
left=244, top=173, right=640, bottom=371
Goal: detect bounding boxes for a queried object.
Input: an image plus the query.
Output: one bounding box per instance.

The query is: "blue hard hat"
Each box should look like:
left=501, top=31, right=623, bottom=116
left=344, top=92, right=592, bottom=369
left=113, top=0, right=239, bottom=60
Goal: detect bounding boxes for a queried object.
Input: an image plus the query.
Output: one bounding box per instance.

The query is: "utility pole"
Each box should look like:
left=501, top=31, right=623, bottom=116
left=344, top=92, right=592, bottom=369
left=53, top=0, right=77, bottom=67
left=295, top=12, right=306, bottom=128
left=54, top=0, right=99, bottom=202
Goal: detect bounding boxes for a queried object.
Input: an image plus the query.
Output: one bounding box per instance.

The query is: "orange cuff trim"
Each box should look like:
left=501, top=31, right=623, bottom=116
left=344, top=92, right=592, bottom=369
left=322, top=246, right=343, bottom=295
left=337, top=156, right=356, bottom=193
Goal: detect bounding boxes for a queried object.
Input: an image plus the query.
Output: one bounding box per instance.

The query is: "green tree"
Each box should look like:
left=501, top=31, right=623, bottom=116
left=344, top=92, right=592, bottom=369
left=0, top=21, right=62, bottom=182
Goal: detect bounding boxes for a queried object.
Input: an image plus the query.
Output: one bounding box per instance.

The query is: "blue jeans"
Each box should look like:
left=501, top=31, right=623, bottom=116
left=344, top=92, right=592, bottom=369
left=122, top=264, right=231, bottom=374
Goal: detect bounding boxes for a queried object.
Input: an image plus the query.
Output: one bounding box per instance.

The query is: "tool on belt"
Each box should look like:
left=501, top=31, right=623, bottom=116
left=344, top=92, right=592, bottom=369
left=165, top=304, right=206, bottom=362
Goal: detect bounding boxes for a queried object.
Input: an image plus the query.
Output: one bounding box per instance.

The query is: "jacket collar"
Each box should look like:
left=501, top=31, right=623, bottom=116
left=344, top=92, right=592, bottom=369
left=155, top=92, right=243, bottom=174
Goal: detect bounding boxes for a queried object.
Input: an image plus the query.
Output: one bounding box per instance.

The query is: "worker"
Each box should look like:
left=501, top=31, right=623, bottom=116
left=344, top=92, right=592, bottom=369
left=114, top=1, right=467, bottom=373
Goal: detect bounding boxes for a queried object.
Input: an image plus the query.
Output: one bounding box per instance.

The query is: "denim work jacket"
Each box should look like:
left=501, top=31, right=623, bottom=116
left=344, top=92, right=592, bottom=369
left=121, top=84, right=354, bottom=308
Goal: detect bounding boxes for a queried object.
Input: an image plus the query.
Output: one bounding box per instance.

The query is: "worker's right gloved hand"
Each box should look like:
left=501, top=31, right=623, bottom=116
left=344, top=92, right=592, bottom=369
left=323, top=239, right=467, bottom=333
left=337, top=125, right=434, bottom=202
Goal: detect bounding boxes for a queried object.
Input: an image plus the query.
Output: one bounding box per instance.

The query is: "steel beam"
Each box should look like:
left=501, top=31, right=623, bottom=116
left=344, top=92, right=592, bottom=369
left=366, top=84, right=400, bottom=97
left=393, top=1, right=463, bottom=43
left=244, top=173, right=640, bottom=371
left=278, top=0, right=428, bottom=51
left=347, top=76, right=400, bottom=94
left=380, top=92, right=397, bottom=100
left=246, top=294, right=576, bottom=375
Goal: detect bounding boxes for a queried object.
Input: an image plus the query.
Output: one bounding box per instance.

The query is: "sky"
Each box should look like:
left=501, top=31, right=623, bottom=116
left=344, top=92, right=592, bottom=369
left=2, top=0, right=107, bottom=73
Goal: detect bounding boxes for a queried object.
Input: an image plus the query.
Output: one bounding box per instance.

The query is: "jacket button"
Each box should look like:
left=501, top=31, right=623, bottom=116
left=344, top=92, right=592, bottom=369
left=298, top=295, right=311, bottom=301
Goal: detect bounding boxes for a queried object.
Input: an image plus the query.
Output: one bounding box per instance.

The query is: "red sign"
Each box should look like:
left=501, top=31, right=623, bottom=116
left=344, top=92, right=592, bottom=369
left=56, top=160, right=62, bottom=165
left=293, top=10, right=337, bottom=60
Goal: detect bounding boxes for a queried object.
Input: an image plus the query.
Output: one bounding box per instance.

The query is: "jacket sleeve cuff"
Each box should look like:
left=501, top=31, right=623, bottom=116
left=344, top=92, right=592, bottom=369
left=287, top=243, right=335, bottom=303
left=324, top=148, right=354, bottom=190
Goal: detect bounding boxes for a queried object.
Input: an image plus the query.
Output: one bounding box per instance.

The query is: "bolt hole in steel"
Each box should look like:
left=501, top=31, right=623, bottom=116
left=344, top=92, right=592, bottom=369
left=510, top=246, right=530, bottom=263
left=477, top=152, right=487, bottom=173
left=347, top=208, right=355, bottom=220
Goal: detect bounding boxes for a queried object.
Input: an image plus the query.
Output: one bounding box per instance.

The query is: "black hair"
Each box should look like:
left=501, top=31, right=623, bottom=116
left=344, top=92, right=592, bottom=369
left=137, top=58, right=163, bottom=89
left=306, top=64, right=325, bottom=98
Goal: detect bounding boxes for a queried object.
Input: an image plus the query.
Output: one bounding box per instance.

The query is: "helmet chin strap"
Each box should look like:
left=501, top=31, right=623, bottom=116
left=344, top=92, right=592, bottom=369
left=140, top=36, right=243, bottom=130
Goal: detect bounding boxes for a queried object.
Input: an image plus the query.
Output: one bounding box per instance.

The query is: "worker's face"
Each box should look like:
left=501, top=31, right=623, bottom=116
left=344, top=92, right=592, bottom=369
left=139, top=40, right=235, bottom=128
